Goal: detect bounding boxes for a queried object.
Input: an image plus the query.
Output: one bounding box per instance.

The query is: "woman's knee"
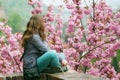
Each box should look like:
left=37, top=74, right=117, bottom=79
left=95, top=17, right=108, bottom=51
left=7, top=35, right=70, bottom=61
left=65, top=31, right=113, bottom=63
left=47, top=50, right=58, bottom=58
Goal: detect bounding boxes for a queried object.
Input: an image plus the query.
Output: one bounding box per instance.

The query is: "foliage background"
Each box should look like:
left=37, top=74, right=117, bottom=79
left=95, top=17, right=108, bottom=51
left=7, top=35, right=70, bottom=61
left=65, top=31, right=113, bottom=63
left=0, top=0, right=32, bottom=33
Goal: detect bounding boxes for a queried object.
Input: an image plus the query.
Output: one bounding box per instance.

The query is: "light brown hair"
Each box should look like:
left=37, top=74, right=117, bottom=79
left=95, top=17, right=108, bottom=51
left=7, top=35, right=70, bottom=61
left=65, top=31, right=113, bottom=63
left=21, top=14, right=46, bottom=47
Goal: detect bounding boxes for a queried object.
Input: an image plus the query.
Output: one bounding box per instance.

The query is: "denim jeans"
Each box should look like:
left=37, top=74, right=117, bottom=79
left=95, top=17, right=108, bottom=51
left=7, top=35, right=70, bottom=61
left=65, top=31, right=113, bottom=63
left=37, top=50, right=65, bottom=73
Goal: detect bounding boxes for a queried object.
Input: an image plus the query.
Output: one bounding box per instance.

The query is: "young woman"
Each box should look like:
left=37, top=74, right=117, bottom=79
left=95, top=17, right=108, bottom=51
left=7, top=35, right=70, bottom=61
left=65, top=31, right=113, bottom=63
left=21, top=14, right=68, bottom=80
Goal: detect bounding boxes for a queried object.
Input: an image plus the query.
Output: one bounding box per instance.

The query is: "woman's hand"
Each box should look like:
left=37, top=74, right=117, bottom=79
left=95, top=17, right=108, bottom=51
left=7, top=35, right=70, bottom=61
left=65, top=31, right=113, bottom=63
left=61, top=59, right=68, bottom=66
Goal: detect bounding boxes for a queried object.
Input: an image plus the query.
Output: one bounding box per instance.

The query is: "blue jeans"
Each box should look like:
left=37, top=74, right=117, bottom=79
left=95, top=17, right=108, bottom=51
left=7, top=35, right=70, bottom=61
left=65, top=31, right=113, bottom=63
left=37, top=50, right=65, bottom=73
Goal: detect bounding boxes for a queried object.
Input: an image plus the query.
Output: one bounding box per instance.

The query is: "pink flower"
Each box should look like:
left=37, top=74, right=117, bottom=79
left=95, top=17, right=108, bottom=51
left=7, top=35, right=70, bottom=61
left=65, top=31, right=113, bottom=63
left=116, top=73, right=120, bottom=79
left=88, top=22, right=96, bottom=33
left=46, top=12, right=54, bottom=22
left=72, top=43, right=80, bottom=49
left=57, top=30, right=62, bottom=35
left=35, top=7, right=42, bottom=14
left=87, top=53, right=97, bottom=59
left=81, top=59, right=91, bottom=67
left=76, top=14, right=83, bottom=19
left=72, top=0, right=81, bottom=5
left=37, top=1, right=42, bottom=7
left=87, top=67, right=100, bottom=76
left=3, top=26, right=12, bottom=35
left=31, top=9, right=36, bottom=14
left=84, top=7, right=92, bottom=15
left=67, top=23, right=74, bottom=33
left=66, top=3, right=75, bottom=9
left=116, top=26, right=120, bottom=36
left=14, top=32, right=22, bottom=41
left=115, top=12, right=120, bottom=18
left=28, top=0, right=35, bottom=5
left=47, top=27, right=54, bottom=32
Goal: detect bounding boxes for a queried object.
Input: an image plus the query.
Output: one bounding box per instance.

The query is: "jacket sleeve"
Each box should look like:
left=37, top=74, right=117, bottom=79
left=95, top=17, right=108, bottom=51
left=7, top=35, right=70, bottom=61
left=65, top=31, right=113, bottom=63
left=30, top=34, right=50, bottom=53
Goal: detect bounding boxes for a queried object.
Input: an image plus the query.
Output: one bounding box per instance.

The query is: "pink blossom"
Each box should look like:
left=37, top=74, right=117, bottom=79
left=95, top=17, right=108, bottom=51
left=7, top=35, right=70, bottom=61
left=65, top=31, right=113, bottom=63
left=56, top=30, right=62, bottom=36
left=108, top=23, right=117, bottom=32
left=116, top=73, right=120, bottom=80
left=81, top=59, right=91, bottom=67
left=31, top=9, right=36, bottom=14
left=66, top=3, right=75, bottom=9
left=37, top=1, right=42, bottom=7
left=46, top=12, right=54, bottom=22
left=75, top=8, right=83, bottom=19
left=3, top=26, right=12, bottom=35
left=74, top=36, right=81, bottom=42
left=71, top=9, right=76, bottom=15
left=100, top=59, right=111, bottom=66
left=88, top=22, right=96, bottom=33
left=87, top=53, right=97, bottom=59
left=35, top=7, right=42, bottom=14
left=14, top=32, right=22, bottom=41
left=67, top=24, right=74, bottom=33
left=84, top=7, right=92, bottom=15
left=72, top=43, right=80, bottom=49
left=116, top=26, right=120, bottom=36
left=47, top=27, right=54, bottom=32
left=28, top=0, right=35, bottom=5
left=87, top=67, right=100, bottom=76
left=78, top=42, right=88, bottom=51
left=109, top=42, right=120, bottom=52
left=76, top=14, right=83, bottom=19
left=72, top=0, right=81, bottom=5
left=115, top=12, right=120, bottom=18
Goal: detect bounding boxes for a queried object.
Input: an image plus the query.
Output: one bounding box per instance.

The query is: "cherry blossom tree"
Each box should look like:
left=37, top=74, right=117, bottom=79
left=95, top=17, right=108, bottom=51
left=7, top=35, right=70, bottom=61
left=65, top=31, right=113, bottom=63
left=27, top=0, right=120, bottom=79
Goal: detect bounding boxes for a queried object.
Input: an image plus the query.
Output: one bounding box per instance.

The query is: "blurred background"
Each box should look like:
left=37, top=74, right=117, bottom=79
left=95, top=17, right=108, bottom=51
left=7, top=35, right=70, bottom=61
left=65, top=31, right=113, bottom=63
left=0, top=0, right=120, bottom=33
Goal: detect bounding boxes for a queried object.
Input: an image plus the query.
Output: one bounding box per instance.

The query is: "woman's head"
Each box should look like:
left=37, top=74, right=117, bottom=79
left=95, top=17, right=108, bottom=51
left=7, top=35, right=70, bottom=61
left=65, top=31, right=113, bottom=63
left=21, top=14, right=46, bottom=47
left=27, top=14, right=45, bottom=33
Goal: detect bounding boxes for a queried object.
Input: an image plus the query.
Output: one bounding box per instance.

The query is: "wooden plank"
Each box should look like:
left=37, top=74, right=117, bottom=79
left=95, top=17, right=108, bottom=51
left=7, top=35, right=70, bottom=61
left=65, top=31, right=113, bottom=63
left=39, top=73, right=47, bottom=80
left=47, top=70, right=105, bottom=80
left=12, top=74, right=23, bottom=80
left=6, top=77, right=12, bottom=80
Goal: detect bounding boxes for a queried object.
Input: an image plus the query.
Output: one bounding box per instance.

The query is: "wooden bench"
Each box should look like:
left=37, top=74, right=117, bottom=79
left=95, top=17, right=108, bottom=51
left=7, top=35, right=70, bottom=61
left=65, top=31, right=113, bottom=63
left=0, top=70, right=105, bottom=80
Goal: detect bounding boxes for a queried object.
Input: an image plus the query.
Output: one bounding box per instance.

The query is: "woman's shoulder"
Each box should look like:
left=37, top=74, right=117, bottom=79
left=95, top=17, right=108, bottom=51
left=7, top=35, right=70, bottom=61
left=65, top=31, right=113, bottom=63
left=31, top=33, right=42, bottom=40
left=32, top=33, right=40, bottom=38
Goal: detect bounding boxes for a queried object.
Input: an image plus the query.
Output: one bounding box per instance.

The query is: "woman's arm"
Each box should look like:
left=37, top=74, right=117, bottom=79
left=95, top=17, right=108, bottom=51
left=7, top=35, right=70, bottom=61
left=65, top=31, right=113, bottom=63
left=30, top=34, right=50, bottom=53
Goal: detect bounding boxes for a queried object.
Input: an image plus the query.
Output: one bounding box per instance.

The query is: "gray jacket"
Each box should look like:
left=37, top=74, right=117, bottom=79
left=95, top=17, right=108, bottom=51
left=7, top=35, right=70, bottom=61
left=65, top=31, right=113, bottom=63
left=23, top=33, right=50, bottom=76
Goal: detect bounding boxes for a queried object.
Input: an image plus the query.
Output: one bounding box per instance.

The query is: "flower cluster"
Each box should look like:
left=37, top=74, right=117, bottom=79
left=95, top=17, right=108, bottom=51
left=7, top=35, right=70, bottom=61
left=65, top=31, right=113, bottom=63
left=0, top=22, right=23, bottom=74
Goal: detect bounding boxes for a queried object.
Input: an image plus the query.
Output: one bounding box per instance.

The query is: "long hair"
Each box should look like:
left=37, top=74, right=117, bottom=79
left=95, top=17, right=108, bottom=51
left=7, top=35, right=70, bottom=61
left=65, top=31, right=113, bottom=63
left=21, top=14, right=46, bottom=47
